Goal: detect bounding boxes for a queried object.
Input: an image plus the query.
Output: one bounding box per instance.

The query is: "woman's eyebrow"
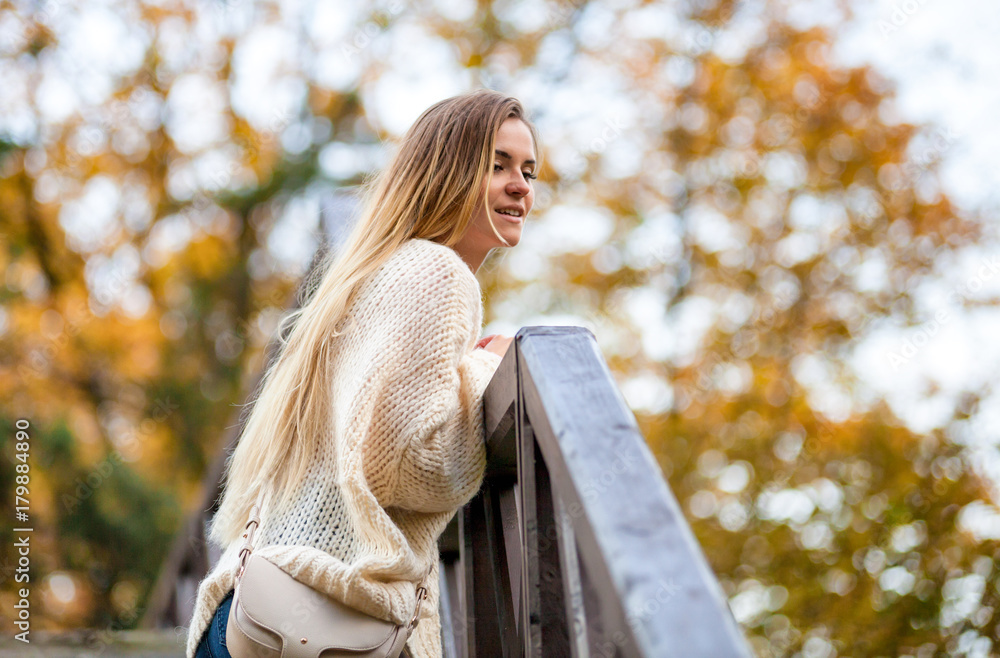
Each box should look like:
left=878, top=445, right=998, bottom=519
left=495, top=149, right=536, bottom=166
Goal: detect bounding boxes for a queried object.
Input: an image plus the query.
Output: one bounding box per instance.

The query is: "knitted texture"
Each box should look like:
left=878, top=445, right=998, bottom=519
left=184, top=238, right=504, bottom=658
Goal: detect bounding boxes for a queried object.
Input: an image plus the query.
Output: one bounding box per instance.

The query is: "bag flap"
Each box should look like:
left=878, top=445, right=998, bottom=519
left=237, top=553, right=399, bottom=652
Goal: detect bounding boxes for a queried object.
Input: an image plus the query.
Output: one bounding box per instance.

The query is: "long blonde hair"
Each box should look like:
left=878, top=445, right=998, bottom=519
left=209, top=89, right=541, bottom=545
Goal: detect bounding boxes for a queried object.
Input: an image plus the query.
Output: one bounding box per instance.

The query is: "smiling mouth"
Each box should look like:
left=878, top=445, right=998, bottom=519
left=495, top=208, right=523, bottom=222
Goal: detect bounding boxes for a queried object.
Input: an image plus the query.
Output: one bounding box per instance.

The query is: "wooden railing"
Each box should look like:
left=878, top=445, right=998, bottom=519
left=437, top=326, right=752, bottom=657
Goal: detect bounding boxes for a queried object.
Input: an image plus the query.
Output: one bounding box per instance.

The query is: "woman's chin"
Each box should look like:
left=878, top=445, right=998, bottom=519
left=497, top=230, right=522, bottom=248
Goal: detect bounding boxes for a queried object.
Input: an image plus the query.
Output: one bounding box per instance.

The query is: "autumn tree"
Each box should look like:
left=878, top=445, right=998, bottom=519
left=0, top=1, right=996, bottom=655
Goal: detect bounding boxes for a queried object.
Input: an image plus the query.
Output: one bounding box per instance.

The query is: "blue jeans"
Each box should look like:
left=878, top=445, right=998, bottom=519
left=195, top=589, right=234, bottom=658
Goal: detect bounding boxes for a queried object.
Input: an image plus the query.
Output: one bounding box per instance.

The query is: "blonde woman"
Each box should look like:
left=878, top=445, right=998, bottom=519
left=186, top=89, right=539, bottom=658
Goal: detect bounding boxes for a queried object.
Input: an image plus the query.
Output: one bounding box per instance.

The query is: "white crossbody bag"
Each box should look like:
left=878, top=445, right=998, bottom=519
left=225, top=494, right=428, bottom=658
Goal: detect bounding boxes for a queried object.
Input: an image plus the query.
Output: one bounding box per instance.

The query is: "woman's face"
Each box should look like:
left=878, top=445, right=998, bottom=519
left=461, top=118, right=536, bottom=262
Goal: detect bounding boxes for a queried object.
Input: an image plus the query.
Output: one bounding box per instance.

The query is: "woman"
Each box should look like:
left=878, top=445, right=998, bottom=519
left=186, top=88, right=539, bottom=658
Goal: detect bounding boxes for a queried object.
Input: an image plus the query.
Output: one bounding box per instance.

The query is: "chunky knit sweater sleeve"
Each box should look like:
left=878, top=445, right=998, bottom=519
left=361, top=246, right=500, bottom=514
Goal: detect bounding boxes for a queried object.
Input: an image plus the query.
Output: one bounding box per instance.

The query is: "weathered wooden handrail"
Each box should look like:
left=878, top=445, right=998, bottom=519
left=438, top=326, right=752, bottom=658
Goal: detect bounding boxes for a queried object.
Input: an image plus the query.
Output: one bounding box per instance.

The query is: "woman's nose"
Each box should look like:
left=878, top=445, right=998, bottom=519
left=507, top=175, right=530, bottom=195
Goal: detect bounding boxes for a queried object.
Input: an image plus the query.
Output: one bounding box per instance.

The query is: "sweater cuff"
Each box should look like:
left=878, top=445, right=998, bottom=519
left=464, top=347, right=503, bottom=397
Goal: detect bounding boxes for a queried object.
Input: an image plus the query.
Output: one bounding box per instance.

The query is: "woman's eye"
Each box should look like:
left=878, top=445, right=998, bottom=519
left=495, top=162, right=536, bottom=180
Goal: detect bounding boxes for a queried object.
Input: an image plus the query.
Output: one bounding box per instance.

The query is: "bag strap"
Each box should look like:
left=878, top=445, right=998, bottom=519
left=406, top=567, right=431, bottom=638
left=234, top=489, right=431, bottom=634
left=235, top=490, right=264, bottom=582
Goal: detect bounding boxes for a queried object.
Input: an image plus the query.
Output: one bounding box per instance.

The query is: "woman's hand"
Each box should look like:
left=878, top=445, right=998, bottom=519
left=479, top=334, right=513, bottom=358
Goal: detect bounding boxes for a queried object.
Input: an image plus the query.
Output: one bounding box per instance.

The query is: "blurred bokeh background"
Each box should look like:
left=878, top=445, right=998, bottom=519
left=2, top=0, right=999, bottom=655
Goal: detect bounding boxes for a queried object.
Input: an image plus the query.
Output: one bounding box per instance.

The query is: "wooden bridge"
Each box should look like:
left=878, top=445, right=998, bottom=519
left=144, top=325, right=752, bottom=657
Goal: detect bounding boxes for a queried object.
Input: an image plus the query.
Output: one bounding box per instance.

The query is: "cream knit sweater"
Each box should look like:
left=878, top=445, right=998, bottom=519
left=184, top=238, right=503, bottom=658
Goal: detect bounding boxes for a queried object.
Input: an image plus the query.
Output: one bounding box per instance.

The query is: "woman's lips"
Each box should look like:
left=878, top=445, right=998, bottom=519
left=494, top=209, right=523, bottom=223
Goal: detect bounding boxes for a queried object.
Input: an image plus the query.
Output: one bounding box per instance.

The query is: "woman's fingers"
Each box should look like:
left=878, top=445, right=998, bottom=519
left=476, top=334, right=499, bottom=349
